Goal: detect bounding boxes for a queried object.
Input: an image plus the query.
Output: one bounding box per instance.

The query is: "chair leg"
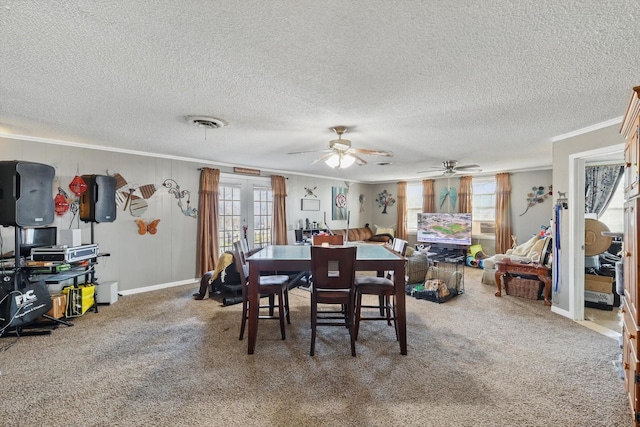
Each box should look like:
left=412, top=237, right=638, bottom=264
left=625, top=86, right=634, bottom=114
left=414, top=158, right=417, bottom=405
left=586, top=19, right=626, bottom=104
left=239, top=296, right=248, bottom=340
left=284, top=287, right=290, bottom=324
left=310, top=295, right=317, bottom=356
left=348, top=304, right=356, bottom=357
left=268, top=294, right=275, bottom=317
left=354, top=291, right=362, bottom=341
left=385, top=295, right=392, bottom=326
left=378, top=295, right=385, bottom=316
left=278, top=290, right=286, bottom=340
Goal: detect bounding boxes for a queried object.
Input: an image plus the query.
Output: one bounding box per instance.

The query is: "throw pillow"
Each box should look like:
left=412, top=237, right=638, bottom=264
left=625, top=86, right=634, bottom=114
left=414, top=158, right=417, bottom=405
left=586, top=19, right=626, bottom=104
left=511, top=235, right=540, bottom=257
left=375, top=225, right=395, bottom=237
left=528, top=236, right=548, bottom=262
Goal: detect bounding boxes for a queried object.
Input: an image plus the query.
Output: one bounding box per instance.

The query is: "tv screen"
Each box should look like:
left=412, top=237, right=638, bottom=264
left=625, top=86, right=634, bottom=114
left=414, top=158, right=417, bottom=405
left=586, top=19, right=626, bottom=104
left=417, top=213, right=472, bottom=246
left=20, top=226, right=57, bottom=258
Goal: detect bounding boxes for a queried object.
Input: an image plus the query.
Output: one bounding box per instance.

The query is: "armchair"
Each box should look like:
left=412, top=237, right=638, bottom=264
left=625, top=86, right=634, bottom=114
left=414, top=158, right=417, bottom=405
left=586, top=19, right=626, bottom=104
left=481, top=235, right=551, bottom=287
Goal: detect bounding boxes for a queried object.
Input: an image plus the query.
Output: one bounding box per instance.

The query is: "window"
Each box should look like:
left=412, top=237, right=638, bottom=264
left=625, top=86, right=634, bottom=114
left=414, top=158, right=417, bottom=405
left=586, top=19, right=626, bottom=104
left=597, top=178, right=624, bottom=233
left=406, top=183, right=423, bottom=232
left=253, top=186, right=273, bottom=247
left=472, top=178, right=496, bottom=238
left=218, top=176, right=273, bottom=255
left=218, top=184, right=242, bottom=254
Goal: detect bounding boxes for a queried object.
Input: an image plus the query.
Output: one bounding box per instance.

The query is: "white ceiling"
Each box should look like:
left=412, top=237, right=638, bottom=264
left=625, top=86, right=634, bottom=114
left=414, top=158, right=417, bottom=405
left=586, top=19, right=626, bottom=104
left=1, top=1, right=637, bottom=183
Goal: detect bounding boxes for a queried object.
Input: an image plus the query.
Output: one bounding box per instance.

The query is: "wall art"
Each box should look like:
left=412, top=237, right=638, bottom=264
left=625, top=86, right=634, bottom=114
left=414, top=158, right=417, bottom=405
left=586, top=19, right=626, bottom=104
left=162, top=179, right=198, bottom=218
left=301, top=198, right=320, bottom=211
left=332, top=186, right=348, bottom=220
left=376, top=190, right=395, bottom=214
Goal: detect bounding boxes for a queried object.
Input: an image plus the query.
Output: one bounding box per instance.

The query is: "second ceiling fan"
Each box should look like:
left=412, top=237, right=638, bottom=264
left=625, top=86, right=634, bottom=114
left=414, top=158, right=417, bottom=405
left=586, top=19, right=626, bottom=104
left=418, top=160, right=482, bottom=176
left=288, top=126, right=393, bottom=168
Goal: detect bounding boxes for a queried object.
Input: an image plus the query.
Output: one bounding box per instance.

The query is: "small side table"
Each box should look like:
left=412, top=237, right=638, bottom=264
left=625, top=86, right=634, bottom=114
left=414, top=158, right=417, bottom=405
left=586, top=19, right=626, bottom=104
left=495, top=260, right=552, bottom=306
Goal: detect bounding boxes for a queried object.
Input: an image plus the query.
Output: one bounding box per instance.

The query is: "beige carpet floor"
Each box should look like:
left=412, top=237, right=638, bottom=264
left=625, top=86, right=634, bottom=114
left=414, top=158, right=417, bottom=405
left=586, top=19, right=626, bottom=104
left=0, top=267, right=630, bottom=426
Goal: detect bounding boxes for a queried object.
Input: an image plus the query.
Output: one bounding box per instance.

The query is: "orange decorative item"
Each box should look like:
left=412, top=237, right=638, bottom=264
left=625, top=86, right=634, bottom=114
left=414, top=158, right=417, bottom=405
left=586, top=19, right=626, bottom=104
left=54, top=192, right=69, bottom=216
left=69, top=175, right=87, bottom=196
left=135, top=219, right=160, bottom=235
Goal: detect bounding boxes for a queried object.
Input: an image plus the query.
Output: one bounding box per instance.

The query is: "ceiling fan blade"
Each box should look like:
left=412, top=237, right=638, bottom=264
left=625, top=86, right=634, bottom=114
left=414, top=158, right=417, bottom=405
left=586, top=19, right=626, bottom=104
left=416, top=169, right=443, bottom=175
left=416, top=167, right=444, bottom=173
left=288, top=149, right=331, bottom=155
left=351, top=154, right=367, bottom=166
left=454, top=164, right=481, bottom=170
left=351, top=148, right=394, bottom=157
left=310, top=152, right=335, bottom=165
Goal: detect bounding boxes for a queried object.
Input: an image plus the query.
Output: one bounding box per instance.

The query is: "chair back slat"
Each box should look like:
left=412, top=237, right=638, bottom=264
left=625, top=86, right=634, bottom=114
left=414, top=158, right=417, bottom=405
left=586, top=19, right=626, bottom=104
left=310, top=246, right=356, bottom=290
left=311, top=234, right=344, bottom=246
left=392, top=238, right=409, bottom=256
left=232, top=241, right=249, bottom=285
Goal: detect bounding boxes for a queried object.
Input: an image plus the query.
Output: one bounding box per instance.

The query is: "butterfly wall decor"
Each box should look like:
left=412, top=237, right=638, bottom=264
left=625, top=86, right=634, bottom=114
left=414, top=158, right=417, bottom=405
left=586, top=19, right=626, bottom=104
left=109, top=171, right=157, bottom=217
left=439, top=187, right=457, bottom=210
left=135, top=219, right=160, bottom=235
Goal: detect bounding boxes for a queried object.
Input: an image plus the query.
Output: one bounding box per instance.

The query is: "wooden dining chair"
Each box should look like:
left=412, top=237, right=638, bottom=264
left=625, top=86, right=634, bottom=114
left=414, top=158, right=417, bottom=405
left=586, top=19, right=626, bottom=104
left=309, top=245, right=358, bottom=356
left=354, top=238, right=408, bottom=341
left=233, top=241, right=292, bottom=341
left=311, top=233, right=344, bottom=245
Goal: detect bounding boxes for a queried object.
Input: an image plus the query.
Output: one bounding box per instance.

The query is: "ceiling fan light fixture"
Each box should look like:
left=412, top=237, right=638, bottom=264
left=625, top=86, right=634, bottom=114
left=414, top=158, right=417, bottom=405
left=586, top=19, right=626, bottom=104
left=325, top=153, right=356, bottom=169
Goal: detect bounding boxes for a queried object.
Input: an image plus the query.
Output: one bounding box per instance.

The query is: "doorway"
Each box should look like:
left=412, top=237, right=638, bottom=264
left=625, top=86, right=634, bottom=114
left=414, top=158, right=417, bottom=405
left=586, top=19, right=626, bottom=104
left=568, top=144, right=624, bottom=329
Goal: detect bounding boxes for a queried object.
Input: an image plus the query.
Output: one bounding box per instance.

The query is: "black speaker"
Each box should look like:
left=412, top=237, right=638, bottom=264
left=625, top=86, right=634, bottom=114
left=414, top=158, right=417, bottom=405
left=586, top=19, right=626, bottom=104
left=0, top=161, right=55, bottom=227
left=80, top=175, right=117, bottom=223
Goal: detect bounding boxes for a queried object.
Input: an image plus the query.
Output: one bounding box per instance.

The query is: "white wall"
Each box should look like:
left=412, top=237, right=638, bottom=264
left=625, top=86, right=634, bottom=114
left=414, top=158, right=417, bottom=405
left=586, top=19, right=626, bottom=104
left=1, top=137, right=212, bottom=292
left=285, top=177, right=373, bottom=238
left=0, top=137, right=379, bottom=293
left=510, top=169, right=554, bottom=245
left=551, top=123, right=625, bottom=316
left=367, top=172, right=552, bottom=254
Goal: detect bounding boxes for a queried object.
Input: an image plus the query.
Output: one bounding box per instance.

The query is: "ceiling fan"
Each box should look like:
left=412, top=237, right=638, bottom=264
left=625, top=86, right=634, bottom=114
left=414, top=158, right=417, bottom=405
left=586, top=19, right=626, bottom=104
left=417, top=160, right=482, bottom=177
left=287, top=126, right=393, bottom=168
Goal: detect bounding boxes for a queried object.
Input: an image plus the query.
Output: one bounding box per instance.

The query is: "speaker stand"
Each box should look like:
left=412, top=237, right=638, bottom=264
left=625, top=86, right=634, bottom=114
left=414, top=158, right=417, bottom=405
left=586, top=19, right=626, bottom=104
left=1, top=227, right=74, bottom=339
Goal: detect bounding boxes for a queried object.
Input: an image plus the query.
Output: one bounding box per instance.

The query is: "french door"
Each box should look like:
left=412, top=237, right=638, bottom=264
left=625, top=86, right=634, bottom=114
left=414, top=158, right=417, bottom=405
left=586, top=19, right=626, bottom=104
left=218, top=175, right=273, bottom=255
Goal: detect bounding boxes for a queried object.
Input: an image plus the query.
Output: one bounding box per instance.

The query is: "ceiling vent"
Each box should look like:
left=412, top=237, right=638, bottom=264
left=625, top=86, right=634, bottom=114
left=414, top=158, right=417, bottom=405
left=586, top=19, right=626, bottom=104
left=185, top=116, right=227, bottom=129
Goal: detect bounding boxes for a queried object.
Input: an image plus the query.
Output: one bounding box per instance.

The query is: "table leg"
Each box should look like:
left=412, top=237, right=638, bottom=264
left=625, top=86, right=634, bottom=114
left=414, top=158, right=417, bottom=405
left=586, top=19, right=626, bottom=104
left=248, top=263, right=259, bottom=354
left=539, top=274, right=552, bottom=306
left=394, top=263, right=407, bottom=355
left=494, top=270, right=503, bottom=297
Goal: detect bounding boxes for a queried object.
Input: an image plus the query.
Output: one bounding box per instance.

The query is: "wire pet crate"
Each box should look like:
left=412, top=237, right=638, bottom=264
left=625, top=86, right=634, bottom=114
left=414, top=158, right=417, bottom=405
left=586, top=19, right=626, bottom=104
left=407, top=247, right=465, bottom=303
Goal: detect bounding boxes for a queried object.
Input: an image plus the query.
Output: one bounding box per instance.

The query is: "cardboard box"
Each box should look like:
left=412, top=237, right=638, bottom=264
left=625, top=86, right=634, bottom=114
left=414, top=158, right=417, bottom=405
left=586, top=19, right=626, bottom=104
left=45, top=293, right=67, bottom=319
left=585, top=274, right=614, bottom=294
left=584, top=290, right=615, bottom=305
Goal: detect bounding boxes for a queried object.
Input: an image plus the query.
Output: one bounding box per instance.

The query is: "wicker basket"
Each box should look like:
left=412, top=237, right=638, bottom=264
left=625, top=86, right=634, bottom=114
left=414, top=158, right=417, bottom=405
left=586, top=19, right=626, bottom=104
left=504, top=277, right=542, bottom=300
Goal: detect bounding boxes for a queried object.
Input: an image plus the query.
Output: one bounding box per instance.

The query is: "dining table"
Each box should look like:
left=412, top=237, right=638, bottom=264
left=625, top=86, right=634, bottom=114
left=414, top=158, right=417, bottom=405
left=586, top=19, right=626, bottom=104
left=246, top=243, right=407, bottom=355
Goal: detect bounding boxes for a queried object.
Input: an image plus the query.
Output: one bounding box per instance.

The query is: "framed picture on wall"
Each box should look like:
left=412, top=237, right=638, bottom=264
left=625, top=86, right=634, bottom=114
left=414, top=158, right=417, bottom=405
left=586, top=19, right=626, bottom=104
left=332, top=187, right=348, bottom=220
left=301, top=198, right=320, bottom=211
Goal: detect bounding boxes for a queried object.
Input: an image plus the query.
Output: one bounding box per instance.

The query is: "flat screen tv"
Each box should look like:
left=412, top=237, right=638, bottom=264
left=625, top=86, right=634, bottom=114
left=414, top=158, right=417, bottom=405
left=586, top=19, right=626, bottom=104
left=20, top=226, right=57, bottom=258
left=417, top=213, right=472, bottom=246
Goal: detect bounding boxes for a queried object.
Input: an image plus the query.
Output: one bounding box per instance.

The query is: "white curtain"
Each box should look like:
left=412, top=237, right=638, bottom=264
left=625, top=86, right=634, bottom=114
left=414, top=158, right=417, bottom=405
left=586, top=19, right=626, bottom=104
left=585, top=165, right=623, bottom=216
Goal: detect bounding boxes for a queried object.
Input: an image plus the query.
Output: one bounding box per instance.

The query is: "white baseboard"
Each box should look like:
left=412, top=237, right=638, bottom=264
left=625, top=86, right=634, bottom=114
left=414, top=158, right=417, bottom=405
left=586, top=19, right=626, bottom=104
left=118, top=278, right=197, bottom=296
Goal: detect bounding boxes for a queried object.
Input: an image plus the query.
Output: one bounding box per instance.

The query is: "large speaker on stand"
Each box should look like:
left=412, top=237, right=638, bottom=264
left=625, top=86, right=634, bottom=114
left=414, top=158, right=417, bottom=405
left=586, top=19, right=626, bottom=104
left=0, top=160, right=55, bottom=227
left=80, top=174, right=117, bottom=224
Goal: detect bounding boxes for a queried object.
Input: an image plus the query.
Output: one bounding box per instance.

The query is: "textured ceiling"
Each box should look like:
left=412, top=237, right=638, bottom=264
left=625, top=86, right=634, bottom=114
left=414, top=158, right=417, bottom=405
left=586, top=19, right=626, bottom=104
left=1, top=1, right=638, bottom=182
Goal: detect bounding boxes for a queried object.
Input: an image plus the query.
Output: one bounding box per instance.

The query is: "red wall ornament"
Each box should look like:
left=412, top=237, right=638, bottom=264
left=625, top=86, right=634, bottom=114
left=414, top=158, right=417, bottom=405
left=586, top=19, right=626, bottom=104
left=54, top=192, right=69, bottom=216
left=69, top=175, right=87, bottom=196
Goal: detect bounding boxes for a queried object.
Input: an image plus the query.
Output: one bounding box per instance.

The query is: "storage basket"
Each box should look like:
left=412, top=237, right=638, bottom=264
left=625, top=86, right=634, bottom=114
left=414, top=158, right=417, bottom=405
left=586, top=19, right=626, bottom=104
left=504, top=277, right=542, bottom=300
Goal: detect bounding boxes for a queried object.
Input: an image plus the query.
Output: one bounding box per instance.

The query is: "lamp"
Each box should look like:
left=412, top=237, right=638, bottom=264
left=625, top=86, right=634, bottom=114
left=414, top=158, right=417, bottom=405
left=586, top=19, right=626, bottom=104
left=325, top=153, right=356, bottom=169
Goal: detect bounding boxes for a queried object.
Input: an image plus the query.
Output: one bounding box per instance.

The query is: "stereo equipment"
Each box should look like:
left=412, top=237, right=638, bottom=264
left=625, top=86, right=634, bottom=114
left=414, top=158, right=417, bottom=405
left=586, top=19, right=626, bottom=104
left=0, top=161, right=55, bottom=227
left=31, top=244, right=99, bottom=263
left=80, top=175, right=117, bottom=223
